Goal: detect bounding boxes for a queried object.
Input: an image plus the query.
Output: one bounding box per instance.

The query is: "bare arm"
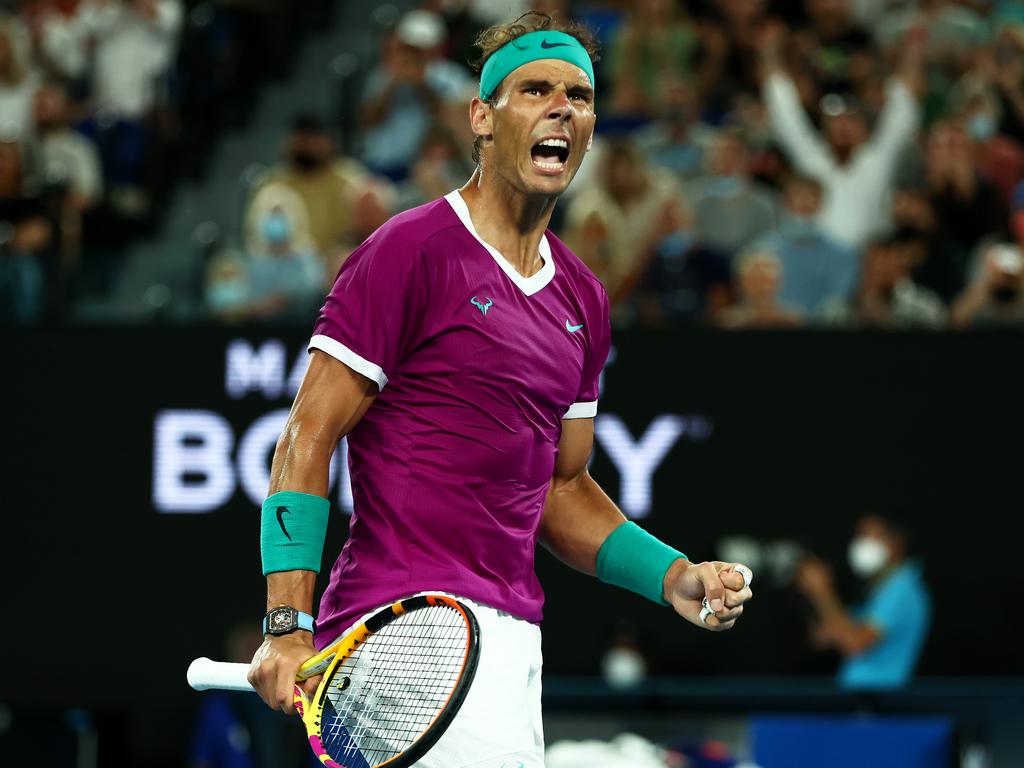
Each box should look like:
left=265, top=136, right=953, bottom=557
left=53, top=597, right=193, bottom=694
left=809, top=591, right=882, bottom=656
left=796, top=559, right=880, bottom=655
left=540, top=419, right=753, bottom=630
left=539, top=418, right=626, bottom=574
left=759, top=26, right=834, bottom=179
left=248, top=351, right=378, bottom=712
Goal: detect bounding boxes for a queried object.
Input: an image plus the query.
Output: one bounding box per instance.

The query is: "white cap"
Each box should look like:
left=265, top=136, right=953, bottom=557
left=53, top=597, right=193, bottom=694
left=396, top=10, right=446, bottom=49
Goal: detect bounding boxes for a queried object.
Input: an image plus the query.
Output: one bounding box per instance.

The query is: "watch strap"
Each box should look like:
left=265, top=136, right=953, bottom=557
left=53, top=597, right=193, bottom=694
left=262, top=608, right=316, bottom=636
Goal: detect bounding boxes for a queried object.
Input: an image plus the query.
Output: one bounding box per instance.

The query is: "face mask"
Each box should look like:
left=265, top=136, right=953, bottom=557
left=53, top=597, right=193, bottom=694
left=848, top=536, right=889, bottom=578
left=707, top=175, right=743, bottom=197
left=262, top=211, right=292, bottom=244
left=207, top=279, right=249, bottom=310
left=967, top=114, right=996, bottom=141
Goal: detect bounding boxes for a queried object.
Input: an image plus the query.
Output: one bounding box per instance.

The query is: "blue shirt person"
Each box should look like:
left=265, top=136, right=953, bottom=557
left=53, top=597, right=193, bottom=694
left=795, top=515, right=932, bottom=689
left=839, top=560, right=931, bottom=688
left=751, top=174, right=858, bottom=316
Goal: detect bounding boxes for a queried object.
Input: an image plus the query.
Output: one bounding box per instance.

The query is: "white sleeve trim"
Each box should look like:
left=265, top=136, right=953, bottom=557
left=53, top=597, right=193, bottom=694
left=308, top=334, right=389, bottom=389
left=563, top=401, right=598, bottom=419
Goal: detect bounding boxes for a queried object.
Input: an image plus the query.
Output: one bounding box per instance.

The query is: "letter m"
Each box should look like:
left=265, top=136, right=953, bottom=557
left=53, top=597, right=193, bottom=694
left=225, top=339, right=286, bottom=400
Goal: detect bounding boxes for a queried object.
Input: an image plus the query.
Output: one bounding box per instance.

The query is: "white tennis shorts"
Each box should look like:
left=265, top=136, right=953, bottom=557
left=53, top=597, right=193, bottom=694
left=329, top=594, right=545, bottom=768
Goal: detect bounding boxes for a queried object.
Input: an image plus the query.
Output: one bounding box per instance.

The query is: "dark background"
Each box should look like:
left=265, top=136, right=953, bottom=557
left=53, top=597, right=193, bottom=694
left=5, top=328, right=1024, bottom=763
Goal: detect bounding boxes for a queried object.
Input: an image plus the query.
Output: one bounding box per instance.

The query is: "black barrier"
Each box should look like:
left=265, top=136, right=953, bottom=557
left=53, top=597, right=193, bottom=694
left=6, top=329, right=1024, bottom=716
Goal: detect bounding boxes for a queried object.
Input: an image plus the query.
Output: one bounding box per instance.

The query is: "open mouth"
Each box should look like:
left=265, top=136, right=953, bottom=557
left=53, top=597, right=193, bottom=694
left=531, top=138, right=570, bottom=173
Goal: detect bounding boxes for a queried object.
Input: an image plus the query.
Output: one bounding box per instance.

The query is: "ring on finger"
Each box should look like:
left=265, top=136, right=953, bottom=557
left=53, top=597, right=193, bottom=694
left=735, top=564, right=753, bottom=589
left=699, top=596, right=716, bottom=625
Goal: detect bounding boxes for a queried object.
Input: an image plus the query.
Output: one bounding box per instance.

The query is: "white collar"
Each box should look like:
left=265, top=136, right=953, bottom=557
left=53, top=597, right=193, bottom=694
left=444, top=189, right=556, bottom=296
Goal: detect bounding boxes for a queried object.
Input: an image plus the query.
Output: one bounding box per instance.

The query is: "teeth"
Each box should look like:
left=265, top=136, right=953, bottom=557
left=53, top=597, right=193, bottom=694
left=539, top=138, right=568, bottom=148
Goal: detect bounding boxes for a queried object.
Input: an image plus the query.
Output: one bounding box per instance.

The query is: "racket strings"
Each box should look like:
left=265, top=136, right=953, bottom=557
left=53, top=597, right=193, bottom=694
left=320, top=604, right=469, bottom=766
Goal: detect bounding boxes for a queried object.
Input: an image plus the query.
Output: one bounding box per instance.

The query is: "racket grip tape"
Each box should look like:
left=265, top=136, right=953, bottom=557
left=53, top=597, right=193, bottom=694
left=187, top=657, right=255, bottom=692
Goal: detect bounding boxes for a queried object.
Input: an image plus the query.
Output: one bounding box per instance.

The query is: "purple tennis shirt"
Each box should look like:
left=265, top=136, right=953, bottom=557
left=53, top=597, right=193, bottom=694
left=308, top=190, right=611, bottom=646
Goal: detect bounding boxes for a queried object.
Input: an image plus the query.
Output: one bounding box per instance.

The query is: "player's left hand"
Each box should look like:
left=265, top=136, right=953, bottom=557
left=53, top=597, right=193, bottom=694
left=664, top=559, right=754, bottom=631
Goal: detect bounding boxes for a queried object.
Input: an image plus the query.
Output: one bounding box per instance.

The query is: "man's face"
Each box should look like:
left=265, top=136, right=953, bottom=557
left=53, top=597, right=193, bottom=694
left=477, top=58, right=596, bottom=197
left=739, top=254, right=781, bottom=302
left=707, top=134, right=747, bottom=177
left=864, top=244, right=906, bottom=289
left=785, top=180, right=822, bottom=217
left=848, top=515, right=893, bottom=577
left=824, top=112, right=867, bottom=155
left=33, top=86, right=66, bottom=130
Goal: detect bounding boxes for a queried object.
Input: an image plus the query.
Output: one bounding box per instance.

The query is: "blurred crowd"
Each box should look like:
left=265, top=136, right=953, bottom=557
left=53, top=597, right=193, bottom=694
left=215, top=0, right=1024, bottom=329
left=5, top=0, right=1024, bottom=328
left=0, top=0, right=336, bottom=323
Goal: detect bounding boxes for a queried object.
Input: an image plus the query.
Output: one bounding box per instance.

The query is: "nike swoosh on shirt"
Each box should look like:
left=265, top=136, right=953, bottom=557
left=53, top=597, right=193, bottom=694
left=276, top=506, right=293, bottom=541
left=540, top=39, right=572, bottom=49
left=565, top=320, right=584, bottom=332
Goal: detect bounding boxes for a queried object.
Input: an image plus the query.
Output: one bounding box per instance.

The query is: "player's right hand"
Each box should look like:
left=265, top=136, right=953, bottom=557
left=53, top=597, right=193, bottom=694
left=248, top=633, right=321, bottom=714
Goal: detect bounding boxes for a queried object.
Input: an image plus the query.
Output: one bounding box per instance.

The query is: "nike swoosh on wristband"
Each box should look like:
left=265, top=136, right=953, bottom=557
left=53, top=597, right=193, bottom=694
left=540, top=39, right=572, bottom=49
left=565, top=320, right=584, bottom=332
left=276, top=506, right=293, bottom=541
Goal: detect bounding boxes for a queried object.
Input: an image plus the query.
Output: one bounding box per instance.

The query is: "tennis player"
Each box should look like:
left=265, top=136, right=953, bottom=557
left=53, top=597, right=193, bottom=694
left=249, top=12, right=754, bottom=766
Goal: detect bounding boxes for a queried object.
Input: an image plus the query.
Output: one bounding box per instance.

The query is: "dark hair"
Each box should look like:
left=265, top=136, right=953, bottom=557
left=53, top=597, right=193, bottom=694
left=470, top=11, right=600, bottom=165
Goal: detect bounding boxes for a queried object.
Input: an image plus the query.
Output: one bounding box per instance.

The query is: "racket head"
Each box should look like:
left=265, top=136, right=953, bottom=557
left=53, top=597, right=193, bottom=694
left=293, top=594, right=480, bottom=768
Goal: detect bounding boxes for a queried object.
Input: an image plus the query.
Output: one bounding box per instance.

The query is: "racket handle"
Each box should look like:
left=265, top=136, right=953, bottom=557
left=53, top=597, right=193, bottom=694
left=187, top=657, right=254, bottom=692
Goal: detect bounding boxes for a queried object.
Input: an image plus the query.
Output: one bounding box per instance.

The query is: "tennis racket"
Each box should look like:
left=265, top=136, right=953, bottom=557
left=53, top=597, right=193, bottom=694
left=187, top=594, right=480, bottom=768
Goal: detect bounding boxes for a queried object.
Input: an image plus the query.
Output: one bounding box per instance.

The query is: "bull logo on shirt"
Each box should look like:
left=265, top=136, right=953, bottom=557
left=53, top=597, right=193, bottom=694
left=471, top=296, right=494, bottom=316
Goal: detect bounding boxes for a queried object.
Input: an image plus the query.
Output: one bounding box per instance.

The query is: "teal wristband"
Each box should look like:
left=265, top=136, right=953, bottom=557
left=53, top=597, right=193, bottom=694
left=596, top=521, right=687, bottom=605
left=260, top=491, right=330, bottom=575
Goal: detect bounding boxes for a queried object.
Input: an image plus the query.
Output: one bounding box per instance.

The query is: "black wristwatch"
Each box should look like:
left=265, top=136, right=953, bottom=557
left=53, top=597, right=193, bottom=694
left=263, top=606, right=316, bottom=636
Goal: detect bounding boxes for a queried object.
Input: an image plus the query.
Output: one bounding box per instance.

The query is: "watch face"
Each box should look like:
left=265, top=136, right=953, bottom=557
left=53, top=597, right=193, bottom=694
left=268, top=608, right=296, bottom=633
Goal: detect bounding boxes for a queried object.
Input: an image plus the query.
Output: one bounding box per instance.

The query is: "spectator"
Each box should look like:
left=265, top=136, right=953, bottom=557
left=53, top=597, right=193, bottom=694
left=716, top=248, right=802, bottom=328
left=795, top=514, right=931, bottom=690
left=358, top=9, right=471, bottom=180
left=951, top=243, right=1024, bottom=328
left=606, top=0, right=699, bottom=119
left=687, top=128, right=778, bottom=255
left=822, top=233, right=947, bottom=328
left=33, top=82, right=103, bottom=214
left=0, top=139, right=52, bottom=324
left=328, top=174, right=398, bottom=276
left=0, top=15, right=40, bottom=140
left=696, top=0, right=770, bottom=111
left=640, top=230, right=732, bottom=327
left=634, top=78, right=714, bottom=180
left=396, top=126, right=472, bottom=211
left=925, top=122, right=1006, bottom=261
left=206, top=206, right=324, bottom=325
left=760, top=21, right=923, bottom=249
left=751, top=173, right=857, bottom=315
left=246, top=114, right=367, bottom=270
left=562, top=139, right=682, bottom=311
left=65, top=0, right=184, bottom=215
left=990, top=28, right=1024, bottom=145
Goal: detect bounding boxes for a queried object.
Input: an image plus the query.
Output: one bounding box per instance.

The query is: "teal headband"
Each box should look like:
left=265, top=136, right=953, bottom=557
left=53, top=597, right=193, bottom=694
left=479, top=30, right=595, bottom=101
